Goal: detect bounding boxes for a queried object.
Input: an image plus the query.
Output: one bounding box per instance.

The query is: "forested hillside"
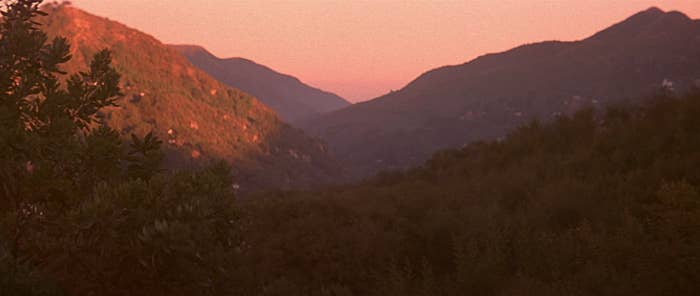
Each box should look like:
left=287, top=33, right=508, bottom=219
left=172, top=45, right=350, bottom=124
left=304, top=7, right=700, bottom=179
left=38, top=3, right=342, bottom=191
left=2, top=1, right=699, bottom=295
left=235, top=91, right=700, bottom=295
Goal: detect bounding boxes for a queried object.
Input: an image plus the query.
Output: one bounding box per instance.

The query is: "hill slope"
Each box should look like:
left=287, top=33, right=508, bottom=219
left=172, top=45, right=351, bottom=123
left=303, top=7, right=700, bottom=179
left=39, top=3, right=340, bottom=190
left=236, top=92, right=700, bottom=295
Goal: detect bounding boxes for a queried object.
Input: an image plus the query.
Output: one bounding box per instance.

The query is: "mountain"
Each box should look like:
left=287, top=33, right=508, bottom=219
left=303, top=7, right=700, bottom=179
left=171, top=45, right=351, bottom=123
left=235, top=92, right=700, bottom=295
left=39, top=3, right=341, bottom=191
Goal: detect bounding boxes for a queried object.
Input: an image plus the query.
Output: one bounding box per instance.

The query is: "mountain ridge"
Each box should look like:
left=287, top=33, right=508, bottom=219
left=303, top=7, right=700, bottom=179
left=171, top=44, right=351, bottom=123
left=40, top=3, right=342, bottom=191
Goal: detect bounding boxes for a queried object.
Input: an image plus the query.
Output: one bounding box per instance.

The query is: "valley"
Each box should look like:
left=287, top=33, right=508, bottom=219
left=1, top=1, right=699, bottom=295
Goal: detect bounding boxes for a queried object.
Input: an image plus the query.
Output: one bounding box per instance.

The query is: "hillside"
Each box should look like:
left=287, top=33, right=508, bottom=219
left=231, top=92, right=700, bottom=295
left=38, top=3, right=341, bottom=190
left=172, top=45, right=351, bottom=123
left=3, top=2, right=700, bottom=294
left=303, top=7, right=700, bottom=179
left=227, top=92, right=700, bottom=295
left=10, top=84, right=700, bottom=294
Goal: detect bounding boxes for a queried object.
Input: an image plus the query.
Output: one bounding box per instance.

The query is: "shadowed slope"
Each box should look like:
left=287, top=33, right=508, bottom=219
left=172, top=44, right=350, bottom=123
left=304, top=7, right=700, bottom=179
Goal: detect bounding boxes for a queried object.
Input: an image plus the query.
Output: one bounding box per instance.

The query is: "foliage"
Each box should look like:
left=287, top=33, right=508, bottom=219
left=26, top=167, right=239, bottom=295
left=1, top=1, right=700, bottom=295
left=38, top=2, right=341, bottom=191
left=0, top=1, right=238, bottom=295
left=233, top=93, right=700, bottom=295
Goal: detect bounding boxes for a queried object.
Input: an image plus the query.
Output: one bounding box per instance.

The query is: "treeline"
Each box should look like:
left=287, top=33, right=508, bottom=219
left=2, top=1, right=699, bottom=295
left=234, top=92, right=700, bottom=295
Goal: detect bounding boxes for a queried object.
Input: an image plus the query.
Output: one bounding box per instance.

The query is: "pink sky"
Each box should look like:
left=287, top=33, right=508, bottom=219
left=70, top=0, right=700, bottom=102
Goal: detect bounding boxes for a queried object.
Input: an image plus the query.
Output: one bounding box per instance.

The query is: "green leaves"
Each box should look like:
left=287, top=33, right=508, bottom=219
left=81, top=125, right=122, bottom=183
left=80, top=49, right=121, bottom=114
left=39, top=36, right=71, bottom=75
left=126, top=132, right=164, bottom=180
left=44, top=165, right=239, bottom=295
left=0, top=2, right=184, bottom=294
left=129, top=131, right=162, bottom=156
left=61, top=49, right=121, bottom=130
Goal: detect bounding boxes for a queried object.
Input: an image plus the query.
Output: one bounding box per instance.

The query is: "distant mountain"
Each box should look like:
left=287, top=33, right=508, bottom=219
left=171, top=45, right=351, bottom=123
left=40, top=3, right=341, bottom=191
left=303, top=7, right=700, bottom=179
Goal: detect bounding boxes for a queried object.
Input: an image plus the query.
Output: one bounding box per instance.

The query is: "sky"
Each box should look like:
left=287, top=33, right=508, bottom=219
left=69, top=0, right=700, bottom=103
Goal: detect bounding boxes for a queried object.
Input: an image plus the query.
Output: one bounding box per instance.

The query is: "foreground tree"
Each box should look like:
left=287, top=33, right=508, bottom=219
left=1, top=3, right=239, bottom=294
left=0, top=0, right=125, bottom=289
left=0, top=0, right=160, bottom=292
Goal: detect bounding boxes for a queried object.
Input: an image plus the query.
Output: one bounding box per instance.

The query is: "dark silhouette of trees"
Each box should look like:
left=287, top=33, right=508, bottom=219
left=1, top=1, right=125, bottom=290
left=1, top=1, right=236, bottom=294
left=232, top=93, right=700, bottom=295
left=1, top=1, right=699, bottom=295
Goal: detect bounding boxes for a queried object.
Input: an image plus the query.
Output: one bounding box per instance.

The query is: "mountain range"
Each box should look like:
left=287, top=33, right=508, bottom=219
left=6, top=2, right=700, bottom=294
left=302, top=7, right=700, bottom=179
left=39, top=3, right=341, bottom=190
left=36, top=4, right=700, bottom=185
left=171, top=45, right=351, bottom=123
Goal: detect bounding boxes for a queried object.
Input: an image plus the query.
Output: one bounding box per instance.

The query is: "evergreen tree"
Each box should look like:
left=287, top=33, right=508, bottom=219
left=0, top=0, right=124, bottom=206
left=0, top=1, right=163, bottom=292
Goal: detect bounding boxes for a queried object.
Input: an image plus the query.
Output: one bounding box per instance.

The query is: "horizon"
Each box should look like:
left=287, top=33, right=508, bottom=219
left=68, top=1, right=700, bottom=102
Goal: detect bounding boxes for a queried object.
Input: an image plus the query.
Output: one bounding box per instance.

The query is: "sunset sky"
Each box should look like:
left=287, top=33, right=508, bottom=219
left=69, top=0, right=700, bottom=102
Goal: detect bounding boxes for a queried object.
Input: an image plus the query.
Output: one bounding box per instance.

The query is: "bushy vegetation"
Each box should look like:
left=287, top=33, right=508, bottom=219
left=234, top=92, right=700, bottom=295
left=1, top=1, right=699, bottom=295
left=0, top=1, right=239, bottom=295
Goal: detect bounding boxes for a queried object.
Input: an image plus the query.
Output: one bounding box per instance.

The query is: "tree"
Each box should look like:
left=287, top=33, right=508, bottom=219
left=0, top=0, right=123, bottom=204
left=0, top=5, right=239, bottom=294
left=0, top=0, right=159, bottom=287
